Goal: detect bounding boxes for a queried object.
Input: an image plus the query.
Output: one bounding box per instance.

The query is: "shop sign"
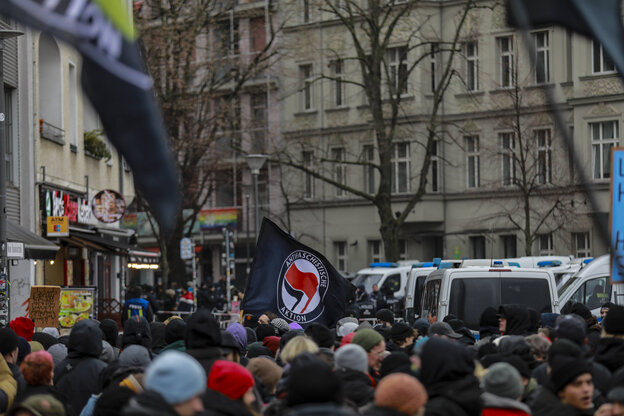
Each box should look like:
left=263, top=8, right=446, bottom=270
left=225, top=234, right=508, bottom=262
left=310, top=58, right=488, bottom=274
left=59, top=288, right=94, bottom=329
left=198, top=208, right=238, bottom=230
left=42, top=188, right=91, bottom=225
left=47, top=216, right=69, bottom=237
left=7, top=242, right=24, bottom=259
left=92, top=189, right=126, bottom=223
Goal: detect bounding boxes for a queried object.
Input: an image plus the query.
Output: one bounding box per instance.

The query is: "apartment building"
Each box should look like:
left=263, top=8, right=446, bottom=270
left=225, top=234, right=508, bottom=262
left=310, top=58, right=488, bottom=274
left=280, top=1, right=614, bottom=272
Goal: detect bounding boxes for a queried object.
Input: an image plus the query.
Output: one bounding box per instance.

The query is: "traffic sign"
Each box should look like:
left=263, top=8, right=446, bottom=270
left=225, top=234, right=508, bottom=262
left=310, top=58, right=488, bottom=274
left=180, top=237, right=193, bottom=260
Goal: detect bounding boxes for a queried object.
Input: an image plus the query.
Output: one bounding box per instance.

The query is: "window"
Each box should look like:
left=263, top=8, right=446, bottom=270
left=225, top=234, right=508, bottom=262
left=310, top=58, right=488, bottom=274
left=332, top=147, right=346, bottom=196
left=538, top=233, right=554, bottom=255
left=533, top=31, right=550, bottom=84
left=535, top=129, right=552, bottom=184
left=430, top=141, right=439, bottom=193
left=430, top=43, right=438, bottom=92
left=501, top=235, right=517, bottom=258
left=302, top=0, right=311, bottom=23
left=334, top=241, right=347, bottom=272
left=4, top=88, right=14, bottom=184
left=250, top=93, right=267, bottom=153
left=387, top=46, right=408, bottom=95
left=570, top=277, right=611, bottom=310
left=465, top=135, right=480, bottom=188
left=392, top=142, right=410, bottom=193
left=216, top=19, right=239, bottom=56
left=465, top=41, right=479, bottom=91
left=498, top=36, right=514, bottom=88
left=303, top=151, right=314, bottom=199
left=331, top=59, right=345, bottom=107
left=500, top=132, right=516, bottom=186
left=363, top=145, right=375, bottom=193
left=399, top=239, right=407, bottom=260
left=68, top=63, right=78, bottom=147
left=573, top=232, right=591, bottom=257
left=369, top=240, right=383, bottom=263
left=300, top=64, right=314, bottom=111
left=591, top=121, right=618, bottom=180
left=470, top=236, right=485, bottom=258
left=382, top=274, right=401, bottom=294
left=422, top=279, right=441, bottom=319
left=593, top=40, right=615, bottom=74
left=250, top=17, right=266, bottom=53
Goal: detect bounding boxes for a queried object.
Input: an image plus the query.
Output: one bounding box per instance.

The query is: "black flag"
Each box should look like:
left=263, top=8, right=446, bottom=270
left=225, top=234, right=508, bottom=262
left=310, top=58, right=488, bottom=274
left=242, top=219, right=352, bottom=328
left=0, top=0, right=180, bottom=231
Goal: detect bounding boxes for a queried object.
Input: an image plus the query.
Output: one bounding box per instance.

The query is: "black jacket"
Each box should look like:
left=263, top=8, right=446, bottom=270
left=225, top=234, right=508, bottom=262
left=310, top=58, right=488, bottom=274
left=122, top=390, right=178, bottom=416
left=335, top=368, right=374, bottom=407
left=498, top=304, right=531, bottom=336
left=594, top=337, right=624, bottom=373
left=54, top=320, right=107, bottom=414
left=529, top=384, right=594, bottom=416
left=14, top=384, right=75, bottom=416
left=200, top=389, right=253, bottom=416
left=424, top=374, right=483, bottom=416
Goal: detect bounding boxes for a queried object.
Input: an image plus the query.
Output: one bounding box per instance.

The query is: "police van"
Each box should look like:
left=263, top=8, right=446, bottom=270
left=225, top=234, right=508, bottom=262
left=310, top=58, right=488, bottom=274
left=351, top=263, right=412, bottom=298
left=419, top=266, right=560, bottom=331
left=558, top=255, right=619, bottom=317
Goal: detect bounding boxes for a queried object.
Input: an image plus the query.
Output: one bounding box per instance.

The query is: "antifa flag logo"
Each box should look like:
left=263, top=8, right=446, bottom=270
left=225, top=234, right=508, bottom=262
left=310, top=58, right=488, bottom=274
left=277, top=250, right=328, bottom=323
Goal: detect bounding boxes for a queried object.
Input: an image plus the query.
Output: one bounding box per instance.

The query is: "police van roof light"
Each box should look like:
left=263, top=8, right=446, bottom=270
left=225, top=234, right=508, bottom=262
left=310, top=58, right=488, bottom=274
left=369, top=262, right=398, bottom=268
left=508, top=262, right=521, bottom=267
left=538, top=260, right=562, bottom=267
left=493, top=260, right=504, bottom=266
left=438, top=262, right=453, bottom=269
left=583, top=258, right=594, bottom=264
left=433, top=258, right=442, bottom=266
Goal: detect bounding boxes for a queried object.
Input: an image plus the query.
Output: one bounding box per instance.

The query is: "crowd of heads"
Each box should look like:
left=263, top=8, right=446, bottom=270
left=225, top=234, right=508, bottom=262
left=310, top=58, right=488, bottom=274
left=1, top=300, right=624, bottom=416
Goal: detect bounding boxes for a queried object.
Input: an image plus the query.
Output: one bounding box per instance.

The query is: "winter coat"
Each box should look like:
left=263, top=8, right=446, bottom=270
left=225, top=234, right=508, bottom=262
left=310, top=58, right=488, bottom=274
left=122, top=390, right=178, bottom=416
left=15, top=384, right=75, bottom=416
left=54, top=320, right=108, bottom=414
left=499, top=305, right=532, bottom=336
left=532, top=359, right=611, bottom=395
left=122, top=317, right=152, bottom=350
left=594, top=337, right=624, bottom=373
left=186, top=348, right=222, bottom=377
left=335, top=368, right=374, bottom=407
left=529, top=384, right=594, bottom=416
left=0, top=355, right=17, bottom=414
left=7, top=363, right=25, bottom=399
left=200, top=389, right=254, bottom=416
left=161, top=340, right=186, bottom=353
left=481, top=392, right=530, bottom=416
left=420, top=337, right=482, bottom=416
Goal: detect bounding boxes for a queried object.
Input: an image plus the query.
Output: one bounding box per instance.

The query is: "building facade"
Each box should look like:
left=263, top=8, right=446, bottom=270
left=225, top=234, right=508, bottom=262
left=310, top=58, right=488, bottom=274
left=280, top=0, right=614, bottom=273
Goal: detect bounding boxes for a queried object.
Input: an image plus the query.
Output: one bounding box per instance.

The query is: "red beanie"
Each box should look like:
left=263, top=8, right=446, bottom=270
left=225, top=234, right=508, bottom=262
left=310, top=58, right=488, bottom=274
left=10, top=317, right=35, bottom=341
left=208, top=360, right=254, bottom=401
left=262, top=336, right=280, bottom=357
left=340, top=332, right=355, bottom=347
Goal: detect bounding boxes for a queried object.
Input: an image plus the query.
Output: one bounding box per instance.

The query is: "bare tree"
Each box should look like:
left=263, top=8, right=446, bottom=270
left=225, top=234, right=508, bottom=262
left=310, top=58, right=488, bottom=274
left=275, top=0, right=480, bottom=261
left=134, top=0, right=281, bottom=285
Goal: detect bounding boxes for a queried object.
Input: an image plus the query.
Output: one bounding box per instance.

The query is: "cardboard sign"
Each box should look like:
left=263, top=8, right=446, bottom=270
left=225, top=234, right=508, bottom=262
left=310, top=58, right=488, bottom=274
left=29, top=286, right=61, bottom=328
left=47, top=216, right=69, bottom=237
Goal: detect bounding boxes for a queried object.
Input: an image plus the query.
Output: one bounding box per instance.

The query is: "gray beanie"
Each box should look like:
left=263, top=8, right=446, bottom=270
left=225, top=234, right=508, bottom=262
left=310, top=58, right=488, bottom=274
left=334, top=343, right=368, bottom=373
left=119, top=344, right=152, bottom=367
left=483, top=362, right=523, bottom=400
left=48, top=343, right=67, bottom=369
left=337, top=322, right=358, bottom=337
left=100, top=340, right=116, bottom=364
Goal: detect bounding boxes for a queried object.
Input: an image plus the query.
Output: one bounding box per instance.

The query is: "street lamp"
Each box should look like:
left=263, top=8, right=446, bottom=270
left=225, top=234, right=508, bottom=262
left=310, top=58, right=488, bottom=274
left=0, top=29, right=23, bottom=324
left=245, top=154, right=267, bottom=242
left=241, top=184, right=252, bottom=286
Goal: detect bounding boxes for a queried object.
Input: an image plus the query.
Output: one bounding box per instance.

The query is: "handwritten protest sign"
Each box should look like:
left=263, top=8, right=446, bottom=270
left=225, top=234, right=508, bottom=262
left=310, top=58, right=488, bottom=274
left=29, top=286, right=61, bottom=328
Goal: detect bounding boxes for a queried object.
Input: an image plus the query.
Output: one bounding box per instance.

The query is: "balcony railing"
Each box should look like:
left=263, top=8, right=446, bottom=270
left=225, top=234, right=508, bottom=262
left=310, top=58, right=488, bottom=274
left=39, top=119, right=65, bottom=145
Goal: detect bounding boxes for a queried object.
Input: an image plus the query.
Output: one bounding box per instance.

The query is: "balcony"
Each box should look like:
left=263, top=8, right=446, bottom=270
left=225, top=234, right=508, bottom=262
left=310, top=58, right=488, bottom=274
left=39, top=119, right=65, bottom=145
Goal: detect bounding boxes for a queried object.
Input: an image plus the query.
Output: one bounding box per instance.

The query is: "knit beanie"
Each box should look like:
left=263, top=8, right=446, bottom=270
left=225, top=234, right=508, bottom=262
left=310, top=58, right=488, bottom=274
left=255, top=324, right=276, bottom=342
left=42, top=327, right=60, bottom=339
left=99, top=319, right=119, bottom=347
left=352, top=328, right=384, bottom=352
left=413, top=319, right=430, bottom=337
left=10, top=317, right=35, bottom=341
left=287, top=359, right=342, bottom=406
left=340, top=332, right=356, bottom=347
left=245, top=327, right=258, bottom=344
left=271, top=318, right=290, bottom=334
left=122, top=316, right=152, bottom=349
left=32, top=332, right=58, bottom=351
left=47, top=344, right=67, bottom=369
left=280, top=330, right=302, bottom=351
left=164, top=319, right=186, bottom=345
left=603, top=305, right=624, bottom=335
left=570, top=302, right=592, bottom=321
left=550, top=355, right=592, bottom=393
left=100, top=341, right=115, bottom=364
left=262, top=336, right=281, bottom=357
left=289, top=322, right=303, bottom=331
left=226, top=323, right=248, bottom=352
left=20, top=351, right=54, bottom=386
left=555, top=314, right=586, bottom=346
left=208, top=360, right=255, bottom=400
left=304, top=323, right=335, bottom=349
left=119, top=345, right=151, bottom=368
left=7, top=394, right=65, bottom=416
left=29, top=341, right=44, bottom=353
left=376, top=309, right=394, bottom=323
left=145, top=350, right=206, bottom=405
left=374, top=373, right=428, bottom=415
left=17, top=337, right=31, bottom=363
left=390, top=322, right=413, bottom=342
left=334, top=344, right=368, bottom=373
left=246, top=342, right=273, bottom=358
left=0, top=328, right=18, bottom=355
left=540, top=313, right=559, bottom=329
left=482, top=362, right=523, bottom=400
left=337, top=322, right=358, bottom=337
left=379, top=352, right=411, bottom=379
left=247, top=357, right=283, bottom=394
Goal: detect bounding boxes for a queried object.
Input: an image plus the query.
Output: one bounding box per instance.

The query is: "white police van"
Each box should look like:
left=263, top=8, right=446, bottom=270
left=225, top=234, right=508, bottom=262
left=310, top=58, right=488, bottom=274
left=419, top=266, right=560, bottom=331
left=351, top=263, right=412, bottom=298
left=558, top=255, right=619, bottom=317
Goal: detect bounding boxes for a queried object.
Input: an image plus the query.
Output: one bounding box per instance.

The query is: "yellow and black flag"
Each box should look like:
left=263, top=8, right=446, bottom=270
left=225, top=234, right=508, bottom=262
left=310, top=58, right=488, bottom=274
left=0, top=0, right=179, bottom=230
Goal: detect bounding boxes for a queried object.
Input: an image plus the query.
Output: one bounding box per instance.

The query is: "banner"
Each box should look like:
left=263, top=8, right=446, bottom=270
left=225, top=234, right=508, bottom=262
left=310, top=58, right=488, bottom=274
left=0, top=0, right=179, bottom=231
left=242, top=219, right=352, bottom=327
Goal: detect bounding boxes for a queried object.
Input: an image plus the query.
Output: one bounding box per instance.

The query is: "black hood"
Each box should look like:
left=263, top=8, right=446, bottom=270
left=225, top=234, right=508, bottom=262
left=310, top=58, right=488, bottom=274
left=100, top=319, right=119, bottom=347
left=150, top=322, right=167, bottom=352
left=498, top=304, right=531, bottom=335
left=122, top=316, right=152, bottom=349
left=68, top=319, right=103, bottom=358
left=595, top=337, right=624, bottom=373
left=427, top=375, right=483, bottom=416
left=420, top=336, right=475, bottom=387
left=185, top=308, right=221, bottom=349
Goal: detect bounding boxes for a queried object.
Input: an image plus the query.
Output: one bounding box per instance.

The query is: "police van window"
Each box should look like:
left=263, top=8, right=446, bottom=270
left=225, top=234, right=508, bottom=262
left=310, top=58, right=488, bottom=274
left=422, top=280, right=440, bottom=319
left=585, top=277, right=611, bottom=309
left=414, top=275, right=427, bottom=313
left=381, top=274, right=401, bottom=294
left=570, top=284, right=585, bottom=305
left=449, top=278, right=499, bottom=330
left=501, top=278, right=551, bottom=314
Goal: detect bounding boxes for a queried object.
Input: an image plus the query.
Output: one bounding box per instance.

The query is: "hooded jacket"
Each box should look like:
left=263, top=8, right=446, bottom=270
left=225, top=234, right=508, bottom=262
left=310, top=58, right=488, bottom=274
left=122, top=390, right=178, bottom=416
left=594, top=337, right=624, bottom=373
left=54, top=320, right=107, bottom=414
left=498, top=305, right=531, bottom=336
left=185, top=309, right=222, bottom=375
left=335, top=368, right=374, bottom=407
left=122, top=317, right=152, bottom=350
left=200, top=388, right=254, bottom=416
left=420, top=337, right=483, bottom=416
left=149, top=322, right=167, bottom=355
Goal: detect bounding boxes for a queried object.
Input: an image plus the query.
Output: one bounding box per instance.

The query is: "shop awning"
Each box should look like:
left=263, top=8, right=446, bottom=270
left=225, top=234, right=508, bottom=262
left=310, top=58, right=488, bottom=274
left=66, top=230, right=160, bottom=264
left=7, top=221, right=59, bottom=260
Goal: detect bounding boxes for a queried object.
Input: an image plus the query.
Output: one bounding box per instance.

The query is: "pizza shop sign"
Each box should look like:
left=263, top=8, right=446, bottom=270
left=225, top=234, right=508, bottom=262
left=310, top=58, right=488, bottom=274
left=41, top=188, right=91, bottom=225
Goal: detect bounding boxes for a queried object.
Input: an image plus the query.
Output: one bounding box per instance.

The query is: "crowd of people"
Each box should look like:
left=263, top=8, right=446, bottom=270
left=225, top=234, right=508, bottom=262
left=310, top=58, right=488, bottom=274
left=1, top=300, right=624, bottom=416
